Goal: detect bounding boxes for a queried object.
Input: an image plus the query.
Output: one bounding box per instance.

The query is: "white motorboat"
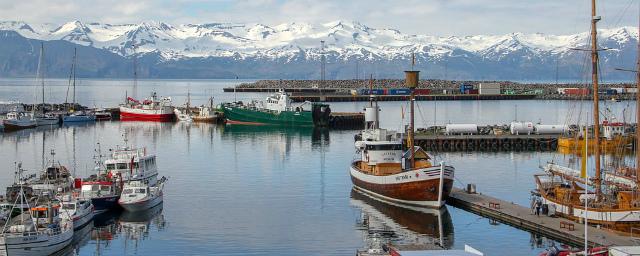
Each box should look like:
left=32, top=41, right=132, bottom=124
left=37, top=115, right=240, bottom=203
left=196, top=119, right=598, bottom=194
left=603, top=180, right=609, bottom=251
left=174, top=108, right=193, bottom=122
left=119, top=177, right=166, bottom=212
left=0, top=165, right=74, bottom=256
left=60, top=196, right=94, bottom=230
left=35, top=113, right=60, bottom=126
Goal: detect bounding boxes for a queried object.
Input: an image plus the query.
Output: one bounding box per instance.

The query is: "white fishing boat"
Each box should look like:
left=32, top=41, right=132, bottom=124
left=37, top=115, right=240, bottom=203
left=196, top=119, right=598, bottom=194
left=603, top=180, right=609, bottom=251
left=60, top=196, right=94, bottom=230
left=0, top=164, right=74, bottom=256
left=118, top=177, right=166, bottom=212
left=28, top=150, right=75, bottom=195
left=104, top=141, right=159, bottom=186
left=3, top=112, right=36, bottom=131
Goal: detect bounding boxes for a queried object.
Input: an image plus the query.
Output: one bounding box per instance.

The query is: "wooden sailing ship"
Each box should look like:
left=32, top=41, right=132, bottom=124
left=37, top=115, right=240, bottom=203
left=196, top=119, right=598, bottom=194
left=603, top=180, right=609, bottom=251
left=533, top=0, right=640, bottom=232
left=350, top=70, right=454, bottom=208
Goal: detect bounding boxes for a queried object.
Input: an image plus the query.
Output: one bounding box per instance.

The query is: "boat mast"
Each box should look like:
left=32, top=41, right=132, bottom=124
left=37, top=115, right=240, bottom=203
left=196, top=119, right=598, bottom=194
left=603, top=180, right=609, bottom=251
left=72, top=48, right=77, bottom=108
left=405, top=59, right=419, bottom=168
left=636, top=7, right=640, bottom=187
left=38, top=43, right=45, bottom=114
left=591, top=0, right=602, bottom=198
left=133, top=44, right=138, bottom=100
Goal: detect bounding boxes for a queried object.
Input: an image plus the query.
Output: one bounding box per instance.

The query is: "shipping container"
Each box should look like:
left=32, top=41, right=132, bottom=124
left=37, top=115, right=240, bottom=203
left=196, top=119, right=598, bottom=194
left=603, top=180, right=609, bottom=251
left=467, top=89, right=478, bottom=94
left=564, top=88, right=590, bottom=95
left=388, top=88, right=411, bottom=95
left=359, top=89, right=385, bottom=95
left=415, top=89, right=431, bottom=95
left=625, top=88, right=638, bottom=94
left=459, top=84, right=474, bottom=94
left=503, top=89, right=516, bottom=95
left=479, top=83, right=501, bottom=95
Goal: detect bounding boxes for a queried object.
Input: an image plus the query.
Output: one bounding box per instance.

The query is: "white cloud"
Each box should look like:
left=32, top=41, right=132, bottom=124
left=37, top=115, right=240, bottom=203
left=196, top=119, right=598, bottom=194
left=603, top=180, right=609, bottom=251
left=0, top=0, right=636, bottom=36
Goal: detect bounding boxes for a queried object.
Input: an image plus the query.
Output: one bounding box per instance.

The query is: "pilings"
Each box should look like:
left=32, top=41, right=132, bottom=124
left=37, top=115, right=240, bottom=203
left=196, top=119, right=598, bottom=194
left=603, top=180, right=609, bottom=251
left=414, top=134, right=559, bottom=152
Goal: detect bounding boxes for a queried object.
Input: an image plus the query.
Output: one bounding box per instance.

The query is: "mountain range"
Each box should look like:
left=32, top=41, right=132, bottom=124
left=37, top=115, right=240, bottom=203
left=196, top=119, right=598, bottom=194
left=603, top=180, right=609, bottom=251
left=0, top=20, right=638, bottom=80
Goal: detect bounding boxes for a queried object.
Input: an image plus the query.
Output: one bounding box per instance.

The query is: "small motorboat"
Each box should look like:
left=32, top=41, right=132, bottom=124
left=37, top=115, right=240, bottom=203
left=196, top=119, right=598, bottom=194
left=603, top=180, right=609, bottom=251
left=119, top=177, right=166, bottom=212
left=94, top=109, right=112, bottom=121
left=59, top=195, right=95, bottom=230
left=78, top=180, right=120, bottom=213
left=63, top=111, right=96, bottom=123
left=174, top=108, right=193, bottom=122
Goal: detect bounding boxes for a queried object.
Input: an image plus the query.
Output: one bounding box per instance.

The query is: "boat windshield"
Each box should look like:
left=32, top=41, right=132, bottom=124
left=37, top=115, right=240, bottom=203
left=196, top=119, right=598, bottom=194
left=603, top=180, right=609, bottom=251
left=122, top=189, right=133, bottom=194
left=106, top=164, right=116, bottom=170
left=117, top=163, right=128, bottom=169
left=136, top=188, right=146, bottom=194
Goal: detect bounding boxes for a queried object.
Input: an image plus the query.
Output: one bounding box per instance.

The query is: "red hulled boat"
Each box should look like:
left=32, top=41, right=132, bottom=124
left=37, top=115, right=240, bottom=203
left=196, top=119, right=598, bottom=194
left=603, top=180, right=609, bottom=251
left=119, top=93, right=174, bottom=121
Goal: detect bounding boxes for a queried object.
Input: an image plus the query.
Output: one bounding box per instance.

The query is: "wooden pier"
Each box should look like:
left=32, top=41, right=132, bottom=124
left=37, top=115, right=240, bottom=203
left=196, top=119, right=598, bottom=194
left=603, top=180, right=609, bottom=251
left=447, top=188, right=640, bottom=247
left=414, top=134, right=559, bottom=151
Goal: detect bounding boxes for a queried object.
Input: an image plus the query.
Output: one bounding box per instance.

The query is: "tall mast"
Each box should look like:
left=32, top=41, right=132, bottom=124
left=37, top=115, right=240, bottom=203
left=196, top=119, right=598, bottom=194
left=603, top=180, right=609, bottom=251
left=72, top=48, right=77, bottom=106
left=636, top=5, right=640, bottom=187
left=405, top=69, right=419, bottom=169
left=591, top=0, right=602, bottom=198
left=38, top=43, right=45, bottom=114
left=133, top=45, right=138, bottom=100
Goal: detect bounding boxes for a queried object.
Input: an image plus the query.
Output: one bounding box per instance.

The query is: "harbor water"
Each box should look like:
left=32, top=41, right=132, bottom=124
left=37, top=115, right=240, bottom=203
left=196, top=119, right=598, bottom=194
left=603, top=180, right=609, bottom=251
left=0, top=79, right=636, bottom=255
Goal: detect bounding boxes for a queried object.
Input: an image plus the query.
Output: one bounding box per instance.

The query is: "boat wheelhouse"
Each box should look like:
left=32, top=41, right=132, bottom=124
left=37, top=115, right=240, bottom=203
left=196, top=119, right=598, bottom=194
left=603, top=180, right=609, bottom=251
left=105, top=146, right=158, bottom=186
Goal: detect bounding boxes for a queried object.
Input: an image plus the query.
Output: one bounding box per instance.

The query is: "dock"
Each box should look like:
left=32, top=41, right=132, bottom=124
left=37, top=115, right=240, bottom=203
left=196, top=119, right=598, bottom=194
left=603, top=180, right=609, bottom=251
left=447, top=188, right=640, bottom=247
left=414, top=134, right=559, bottom=151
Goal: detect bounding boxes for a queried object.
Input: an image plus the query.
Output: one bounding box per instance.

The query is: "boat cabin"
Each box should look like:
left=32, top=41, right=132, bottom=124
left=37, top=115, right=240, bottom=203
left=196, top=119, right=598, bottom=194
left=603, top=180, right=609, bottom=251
left=80, top=181, right=116, bottom=199
left=402, top=146, right=433, bottom=169
left=264, top=90, right=292, bottom=112
left=105, top=147, right=158, bottom=184
left=603, top=121, right=626, bottom=140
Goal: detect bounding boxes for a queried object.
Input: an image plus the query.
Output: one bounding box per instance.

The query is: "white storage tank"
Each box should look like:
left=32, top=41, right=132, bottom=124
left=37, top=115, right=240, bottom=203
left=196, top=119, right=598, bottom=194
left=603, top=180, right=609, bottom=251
left=510, top=122, right=534, bottom=135
left=534, top=124, right=568, bottom=135
left=445, top=124, right=478, bottom=135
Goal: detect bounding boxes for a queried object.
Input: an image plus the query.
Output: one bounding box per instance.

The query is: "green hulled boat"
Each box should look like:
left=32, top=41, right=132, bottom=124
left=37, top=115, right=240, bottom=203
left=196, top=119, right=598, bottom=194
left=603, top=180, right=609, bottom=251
left=222, top=90, right=330, bottom=126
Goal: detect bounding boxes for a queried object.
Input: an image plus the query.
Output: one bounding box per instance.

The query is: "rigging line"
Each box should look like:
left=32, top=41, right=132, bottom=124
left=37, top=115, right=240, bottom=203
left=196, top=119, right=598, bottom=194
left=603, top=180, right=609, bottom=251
left=607, top=0, right=635, bottom=29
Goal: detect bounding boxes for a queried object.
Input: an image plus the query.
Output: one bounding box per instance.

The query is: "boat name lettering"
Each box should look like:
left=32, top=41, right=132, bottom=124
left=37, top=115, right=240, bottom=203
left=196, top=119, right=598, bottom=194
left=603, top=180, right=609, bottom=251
left=395, top=175, right=411, bottom=181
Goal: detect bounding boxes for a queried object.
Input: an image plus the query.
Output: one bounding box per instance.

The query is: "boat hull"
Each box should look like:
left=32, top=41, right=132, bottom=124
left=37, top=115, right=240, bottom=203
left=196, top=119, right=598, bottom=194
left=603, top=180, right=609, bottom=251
left=558, top=136, right=633, bottom=151
left=73, top=207, right=95, bottom=230
left=350, top=164, right=454, bottom=208
left=35, top=117, right=60, bottom=126
left=0, top=227, right=73, bottom=256
left=222, top=104, right=329, bottom=126
left=120, top=107, right=175, bottom=122
left=2, top=120, right=36, bottom=131
left=91, top=195, right=120, bottom=212
left=120, top=194, right=163, bottom=212
left=63, top=115, right=96, bottom=122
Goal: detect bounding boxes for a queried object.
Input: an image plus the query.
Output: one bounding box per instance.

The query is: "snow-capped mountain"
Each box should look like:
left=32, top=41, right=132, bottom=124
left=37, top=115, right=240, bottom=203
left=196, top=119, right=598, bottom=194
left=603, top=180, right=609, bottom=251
left=0, top=20, right=638, bottom=80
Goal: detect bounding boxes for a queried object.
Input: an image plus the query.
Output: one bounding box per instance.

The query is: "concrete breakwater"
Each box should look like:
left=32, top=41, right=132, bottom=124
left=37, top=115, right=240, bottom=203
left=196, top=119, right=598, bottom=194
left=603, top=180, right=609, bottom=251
left=225, top=79, right=636, bottom=101
left=233, top=79, right=633, bottom=92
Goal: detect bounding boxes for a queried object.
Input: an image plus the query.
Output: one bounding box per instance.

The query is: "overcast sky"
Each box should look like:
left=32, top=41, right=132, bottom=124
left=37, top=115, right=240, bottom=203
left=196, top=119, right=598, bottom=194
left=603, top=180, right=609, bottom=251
left=1, top=0, right=638, bottom=36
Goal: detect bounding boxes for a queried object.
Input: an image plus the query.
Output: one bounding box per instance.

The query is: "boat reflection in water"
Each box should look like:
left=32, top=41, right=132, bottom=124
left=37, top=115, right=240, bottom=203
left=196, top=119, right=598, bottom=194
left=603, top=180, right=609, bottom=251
left=118, top=203, right=166, bottom=249
left=350, top=188, right=454, bottom=252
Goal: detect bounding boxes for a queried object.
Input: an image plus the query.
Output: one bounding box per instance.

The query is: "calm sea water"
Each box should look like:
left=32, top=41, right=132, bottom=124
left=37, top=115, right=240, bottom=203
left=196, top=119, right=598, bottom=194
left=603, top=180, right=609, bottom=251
left=0, top=79, right=637, bottom=255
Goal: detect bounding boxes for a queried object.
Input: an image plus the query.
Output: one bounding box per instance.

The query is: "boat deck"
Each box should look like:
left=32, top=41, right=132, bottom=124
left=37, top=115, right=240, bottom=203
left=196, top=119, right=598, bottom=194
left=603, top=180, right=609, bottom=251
left=447, top=188, right=640, bottom=247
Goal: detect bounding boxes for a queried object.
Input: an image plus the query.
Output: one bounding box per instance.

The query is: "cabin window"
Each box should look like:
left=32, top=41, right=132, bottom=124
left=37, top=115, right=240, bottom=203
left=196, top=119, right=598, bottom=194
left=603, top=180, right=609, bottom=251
left=136, top=189, right=146, bottom=193
left=100, top=185, right=111, bottom=192
left=106, top=164, right=115, bottom=170
left=117, top=163, right=128, bottom=169
left=122, top=189, right=133, bottom=194
left=365, top=144, right=402, bottom=150
left=62, top=204, right=75, bottom=210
